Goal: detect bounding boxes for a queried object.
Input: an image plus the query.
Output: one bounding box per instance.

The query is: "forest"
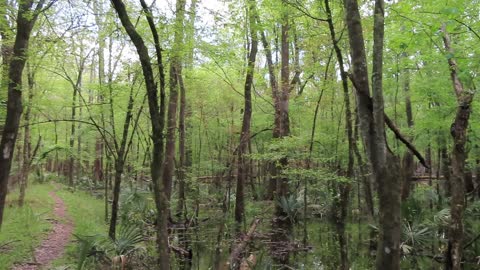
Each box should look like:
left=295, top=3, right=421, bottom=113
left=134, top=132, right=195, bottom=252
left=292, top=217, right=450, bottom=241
left=0, top=0, right=479, bottom=269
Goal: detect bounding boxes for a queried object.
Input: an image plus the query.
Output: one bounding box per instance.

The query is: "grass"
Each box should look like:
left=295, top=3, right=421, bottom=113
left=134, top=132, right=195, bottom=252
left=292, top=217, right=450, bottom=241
left=0, top=183, right=54, bottom=270
left=0, top=181, right=107, bottom=270
left=52, top=185, right=107, bottom=269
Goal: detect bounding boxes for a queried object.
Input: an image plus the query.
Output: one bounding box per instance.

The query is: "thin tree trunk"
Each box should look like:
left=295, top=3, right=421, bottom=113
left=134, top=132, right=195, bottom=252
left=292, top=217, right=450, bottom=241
left=324, top=1, right=354, bottom=268
left=18, top=64, right=35, bottom=206
left=93, top=0, right=105, bottom=187
left=68, top=88, right=77, bottom=187
left=177, top=74, right=188, bottom=219
left=401, top=55, right=414, bottom=200
left=111, top=1, right=170, bottom=268
left=235, top=0, right=258, bottom=224
left=109, top=80, right=136, bottom=239
left=162, top=0, right=186, bottom=202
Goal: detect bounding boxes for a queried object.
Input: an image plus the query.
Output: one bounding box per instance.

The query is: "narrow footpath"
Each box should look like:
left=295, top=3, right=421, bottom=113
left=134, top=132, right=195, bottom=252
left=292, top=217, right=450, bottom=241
left=13, top=191, right=73, bottom=270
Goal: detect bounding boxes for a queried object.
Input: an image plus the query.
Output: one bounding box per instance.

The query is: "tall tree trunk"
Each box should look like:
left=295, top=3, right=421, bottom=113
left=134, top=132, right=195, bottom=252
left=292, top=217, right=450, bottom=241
left=234, top=0, right=258, bottom=224
left=93, top=0, right=105, bottom=187
left=162, top=0, right=186, bottom=202
left=270, top=1, right=292, bottom=265
left=111, top=1, right=170, bottom=268
left=109, top=80, right=136, bottom=239
left=324, top=1, right=354, bottom=268
left=276, top=0, right=290, bottom=205
left=0, top=0, right=46, bottom=228
left=441, top=24, right=474, bottom=270
left=401, top=55, right=414, bottom=200
left=66, top=54, right=87, bottom=187
left=343, top=0, right=402, bottom=269
left=260, top=32, right=278, bottom=200
left=176, top=0, right=196, bottom=220
left=68, top=83, right=76, bottom=187
left=177, top=74, right=188, bottom=218
left=18, top=64, right=35, bottom=206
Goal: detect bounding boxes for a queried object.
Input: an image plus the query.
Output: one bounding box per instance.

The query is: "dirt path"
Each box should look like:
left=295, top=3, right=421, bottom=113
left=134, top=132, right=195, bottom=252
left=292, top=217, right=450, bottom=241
left=13, top=191, right=73, bottom=270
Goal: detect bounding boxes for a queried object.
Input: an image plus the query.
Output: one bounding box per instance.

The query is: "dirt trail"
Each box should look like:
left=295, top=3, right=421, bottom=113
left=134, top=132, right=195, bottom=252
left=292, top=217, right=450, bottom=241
left=13, top=191, right=73, bottom=270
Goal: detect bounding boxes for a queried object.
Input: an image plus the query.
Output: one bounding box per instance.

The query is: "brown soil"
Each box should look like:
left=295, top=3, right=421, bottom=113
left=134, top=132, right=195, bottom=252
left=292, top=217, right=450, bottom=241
left=12, top=191, right=73, bottom=270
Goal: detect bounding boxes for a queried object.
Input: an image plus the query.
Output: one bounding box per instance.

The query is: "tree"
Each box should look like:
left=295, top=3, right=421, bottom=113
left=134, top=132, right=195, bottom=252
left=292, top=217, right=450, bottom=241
left=441, top=23, right=475, bottom=270
left=0, top=0, right=50, bottom=228
left=324, top=0, right=354, bottom=268
left=234, top=0, right=258, bottom=224
left=110, top=0, right=169, bottom=268
left=343, top=0, right=402, bottom=268
left=162, top=0, right=186, bottom=203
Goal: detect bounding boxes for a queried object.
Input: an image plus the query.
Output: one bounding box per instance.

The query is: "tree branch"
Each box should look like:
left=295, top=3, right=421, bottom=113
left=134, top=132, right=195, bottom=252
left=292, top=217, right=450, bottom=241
left=347, top=73, right=429, bottom=168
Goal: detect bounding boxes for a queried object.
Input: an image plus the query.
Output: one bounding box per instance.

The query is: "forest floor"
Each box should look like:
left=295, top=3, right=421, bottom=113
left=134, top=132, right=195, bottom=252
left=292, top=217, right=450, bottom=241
left=12, top=189, right=73, bottom=270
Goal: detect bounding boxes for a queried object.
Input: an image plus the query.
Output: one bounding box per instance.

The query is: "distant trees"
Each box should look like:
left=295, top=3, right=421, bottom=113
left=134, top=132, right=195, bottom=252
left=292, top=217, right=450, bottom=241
left=0, top=0, right=479, bottom=269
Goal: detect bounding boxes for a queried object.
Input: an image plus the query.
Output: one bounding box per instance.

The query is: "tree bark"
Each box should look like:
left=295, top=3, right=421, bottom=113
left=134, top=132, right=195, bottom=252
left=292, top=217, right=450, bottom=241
left=93, top=0, right=105, bottom=187
left=343, top=0, right=402, bottom=269
left=441, top=23, right=474, bottom=270
left=110, top=0, right=170, bottom=268
left=270, top=1, right=292, bottom=266
left=109, top=79, right=136, bottom=239
left=235, top=0, right=258, bottom=224
left=162, top=0, right=186, bottom=202
left=259, top=23, right=279, bottom=201
left=18, top=64, right=35, bottom=206
left=401, top=54, right=415, bottom=200
left=324, top=1, right=353, bottom=268
left=0, top=0, right=46, bottom=228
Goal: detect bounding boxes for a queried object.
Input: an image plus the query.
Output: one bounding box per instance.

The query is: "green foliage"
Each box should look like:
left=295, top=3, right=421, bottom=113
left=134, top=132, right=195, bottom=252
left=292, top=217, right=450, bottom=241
left=401, top=223, right=431, bottom=254
left=73, top=224, right=145, bottom=270
left=0, top=185, right=53, bottom=269
left=277, top=195, right=303, bottom=223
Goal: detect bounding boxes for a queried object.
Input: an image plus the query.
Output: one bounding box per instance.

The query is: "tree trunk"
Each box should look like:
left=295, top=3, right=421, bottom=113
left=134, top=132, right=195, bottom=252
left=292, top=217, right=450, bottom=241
left=109, top=81, right=136, bottom=239
left=324, top=1, right=354, bottom=268
left=93, top=0, right=105, bottom=187
left=18, top=64, right=35, bottom=206
left=0, top=0, right=46, bottom=228
left=259, top=25, right=279, bottom=201
left=441, top=24, right=474, bottom=270
left=343, top=0, right=402, bottom=269
left=235, top=0, right=258, bottom=224
left=271, top=1, right=292, bottom=265
left=162, top=0, right=186, bottom=202
left=111, top=0, right=170, bottom=268
left=176, top=0, right=197, bottom=222
left=441, top=142, right=451, bottom=197
left=401, top=55, right=414, bottom=200
left=176, top=74, right=188, bottom=218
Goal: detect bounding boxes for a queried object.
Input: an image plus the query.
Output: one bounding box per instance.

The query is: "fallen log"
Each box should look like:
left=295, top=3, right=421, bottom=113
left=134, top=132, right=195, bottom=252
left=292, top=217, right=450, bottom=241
left=223, top=218, right=261, bottom=270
